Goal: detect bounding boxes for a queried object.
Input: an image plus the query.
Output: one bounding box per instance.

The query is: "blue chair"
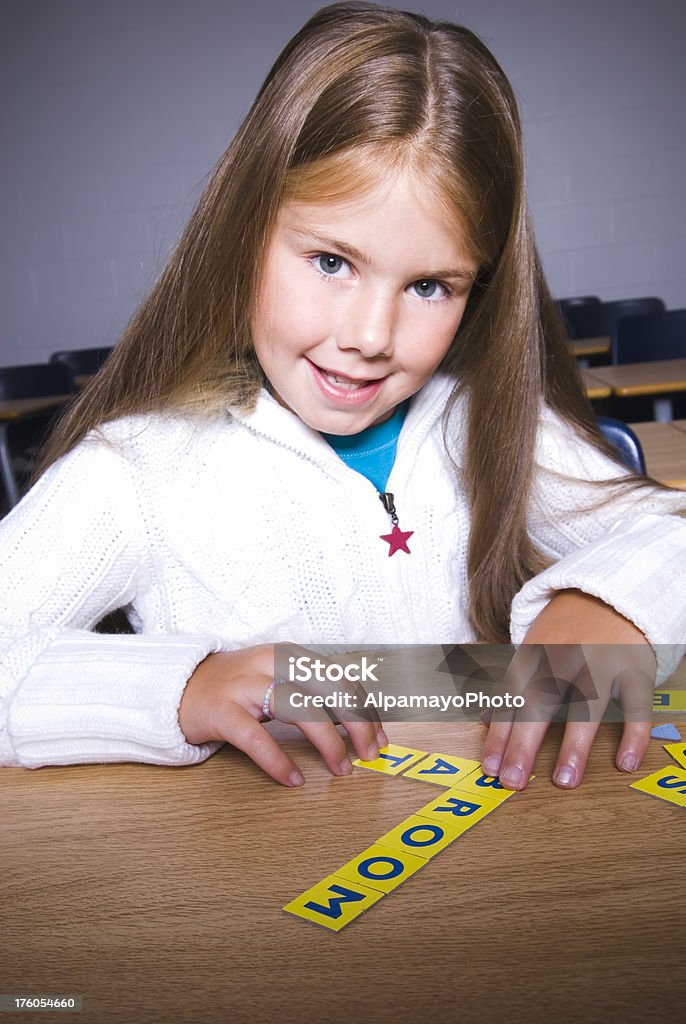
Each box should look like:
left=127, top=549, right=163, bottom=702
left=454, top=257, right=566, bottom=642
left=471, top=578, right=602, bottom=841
left=50, top=347, right=113, bottom=376
left=0, top=361, right=74, bottom=400
left=561, top=296, right=665, bottom=342
left=557, top=297, right=602, bottom=339
left=612, top=308, right=686, bottom=364
left=611, top=308, right=686, bottom=422
left=602, top=297, right=665, bottom=338
left=597, top=416, right=646, bottom=474
left=0, top=362, right=75, bottom=511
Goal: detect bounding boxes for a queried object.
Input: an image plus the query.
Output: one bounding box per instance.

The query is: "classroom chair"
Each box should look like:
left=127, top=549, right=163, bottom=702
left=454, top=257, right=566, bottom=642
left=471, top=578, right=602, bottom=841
left=556, top=296, right=602, bottom=339
left=0, top=362, right=75, bottom=512
left=561, top=296, right=665, bottom=342
left=596, top=416, right=646, bottom=475
left=612, top=308, right=686, bottom=364
left=50, top=346, right=113, bottom=376
left=0, top=361, right=74, bottom=400
left=611, top=308, right=686, bottom=422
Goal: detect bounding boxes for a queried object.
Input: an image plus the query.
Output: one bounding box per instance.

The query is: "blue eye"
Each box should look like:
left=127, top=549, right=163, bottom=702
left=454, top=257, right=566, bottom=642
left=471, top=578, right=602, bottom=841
left=412, top=279, right=445, bottom=301
left=317, top=254, right=345, bottom=275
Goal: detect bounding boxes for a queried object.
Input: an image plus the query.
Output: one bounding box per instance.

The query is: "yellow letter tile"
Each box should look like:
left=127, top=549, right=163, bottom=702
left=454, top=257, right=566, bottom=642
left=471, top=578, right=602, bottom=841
left=630, top=766, right=686, bottom=808
left=283, top=873, right=384, bottom=932
left=334, top=842, right=427, bottom=894
left=353, top=743, right=428, bottom=776
left=653, top=689, right=686, bottom=712
left=454, top=771, right=526, bottom=803
left=663, top=742, right=686, bottom=769
left=376, top=812, right=469, bottom=860
left=415, top=787, right=501, bottom=833
left=401, top=752, right=481, bottom=787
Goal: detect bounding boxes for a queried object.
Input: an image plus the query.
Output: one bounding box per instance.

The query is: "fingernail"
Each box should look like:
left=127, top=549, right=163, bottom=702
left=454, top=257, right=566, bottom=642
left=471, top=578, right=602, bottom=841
left=288, top=770, right=305, bottom=787
left=482, top=755, right=502, bottom=777
left=500, top=764, right=524, bottom=787
left=553, top=764, right=576, bottom=787
left=367, top=744, right=380, bottom=761
left=376, top=728, right=389, bottom=748
left=339, top=757, right=353, bottom=775
left=620, top=752, right=638, bottom=772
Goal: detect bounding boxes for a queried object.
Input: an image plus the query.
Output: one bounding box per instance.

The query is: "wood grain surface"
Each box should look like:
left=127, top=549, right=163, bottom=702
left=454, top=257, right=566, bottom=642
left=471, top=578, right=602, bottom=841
left=2, top=706, right=685, bottom=1024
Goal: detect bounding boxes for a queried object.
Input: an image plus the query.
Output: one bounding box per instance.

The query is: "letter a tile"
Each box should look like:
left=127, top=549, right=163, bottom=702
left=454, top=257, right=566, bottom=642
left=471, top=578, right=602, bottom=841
left=401, top=752, right=481, bottom=787
left=283, top=874, right=384, bottom=932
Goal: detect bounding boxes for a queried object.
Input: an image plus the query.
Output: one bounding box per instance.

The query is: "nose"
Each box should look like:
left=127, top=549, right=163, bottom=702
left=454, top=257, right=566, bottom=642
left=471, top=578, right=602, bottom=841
left=337, top=285, right=395, bottom=359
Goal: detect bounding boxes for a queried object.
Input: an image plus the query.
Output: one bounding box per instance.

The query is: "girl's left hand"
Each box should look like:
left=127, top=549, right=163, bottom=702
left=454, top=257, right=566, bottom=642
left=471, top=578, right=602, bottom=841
left=480, top=589, right=656, bottom=790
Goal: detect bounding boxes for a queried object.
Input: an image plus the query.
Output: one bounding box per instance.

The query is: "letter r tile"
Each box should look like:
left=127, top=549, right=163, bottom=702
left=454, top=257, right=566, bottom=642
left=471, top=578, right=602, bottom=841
left=415, top=788, right=501, bottom=834
left=352, top=743, right=429, bottom=775
left=283, top=874, right=384, bottom=932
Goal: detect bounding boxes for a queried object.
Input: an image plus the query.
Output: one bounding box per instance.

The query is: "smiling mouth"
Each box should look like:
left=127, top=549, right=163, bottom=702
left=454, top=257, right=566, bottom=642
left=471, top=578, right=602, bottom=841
left=311, top=361, right=385, bottom=391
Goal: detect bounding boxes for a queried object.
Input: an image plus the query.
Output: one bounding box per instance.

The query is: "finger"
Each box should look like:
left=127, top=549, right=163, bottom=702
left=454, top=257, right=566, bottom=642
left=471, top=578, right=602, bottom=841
left=480, top=649, right=536, bottom=772
left=294, top=718, right=359, bottom=776
left=480, top=717, right=514, bottom=778
left=497, top=718, right=552, bottom=790
left=549, top=650, right=612, bottom=788
left=482, top=644, right=564, bottom=784
left=551, top=720, right=601, bottom=788
left=616, top=720, right=652, bottom=774
left=220, top=704, right=305, bottom=787
left=270, top=667, right=387, bottom=760
left=341, top=712, right=387, bottom=762
left=297, top=662, right=386, bottom=735
left=613, top=668, right=654, bottom=773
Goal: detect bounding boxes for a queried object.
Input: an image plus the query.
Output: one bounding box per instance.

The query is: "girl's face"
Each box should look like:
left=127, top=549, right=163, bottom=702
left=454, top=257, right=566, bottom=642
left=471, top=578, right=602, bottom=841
left=251, top=169, right=477, bottom=435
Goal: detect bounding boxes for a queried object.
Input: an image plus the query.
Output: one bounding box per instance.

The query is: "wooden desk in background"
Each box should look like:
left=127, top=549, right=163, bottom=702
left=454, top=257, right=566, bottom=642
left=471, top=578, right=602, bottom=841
left=568, top=335, right=611, bottom=360
left=631, top=420, right=686, bottom=488
left=0, top=395, right=74, bottom=509
left=590, top=359, right=686, bottom=422
left=582, top=369, right=612, bottom=400
left=2, top=673, right=685, bottom=1024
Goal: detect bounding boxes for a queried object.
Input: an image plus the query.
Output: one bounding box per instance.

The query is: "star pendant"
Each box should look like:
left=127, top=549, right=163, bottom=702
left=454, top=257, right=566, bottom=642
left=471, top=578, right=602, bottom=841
left=380, top=524, right=414, bottom=556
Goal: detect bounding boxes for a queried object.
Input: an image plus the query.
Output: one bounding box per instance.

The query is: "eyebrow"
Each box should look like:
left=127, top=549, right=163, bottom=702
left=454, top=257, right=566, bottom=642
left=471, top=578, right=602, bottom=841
left=289, top=228, right=477, bottom=282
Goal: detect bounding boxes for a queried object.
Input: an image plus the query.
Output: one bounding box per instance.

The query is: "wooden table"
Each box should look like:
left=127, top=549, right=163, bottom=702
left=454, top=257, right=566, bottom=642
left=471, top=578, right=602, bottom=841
left=0, top=395, right=74, bottom=509
left=581, top=369, right=612, bottom=400
left=631, top=420, right=686, bottom=488
left=590, top=359, right=686, bottom=422
left=2, top=699, right=685, bottom=1023
left=568, top=335, right=611, bottom=360
left=0, top=395, right=74, bottom=422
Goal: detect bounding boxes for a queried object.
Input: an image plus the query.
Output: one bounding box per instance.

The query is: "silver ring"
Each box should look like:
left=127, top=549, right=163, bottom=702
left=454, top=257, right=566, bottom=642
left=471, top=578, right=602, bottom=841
left=262, top=677, right=288, bottom=721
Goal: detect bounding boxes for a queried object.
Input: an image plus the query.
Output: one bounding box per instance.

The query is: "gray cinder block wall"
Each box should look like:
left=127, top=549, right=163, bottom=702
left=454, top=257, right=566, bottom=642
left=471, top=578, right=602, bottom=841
left=1, top=0, right=684, bottom=365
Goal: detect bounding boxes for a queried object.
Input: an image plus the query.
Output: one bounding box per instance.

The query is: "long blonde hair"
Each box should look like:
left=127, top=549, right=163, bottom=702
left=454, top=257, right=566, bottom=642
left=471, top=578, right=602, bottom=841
left=38, top=1, right=633, bottom=640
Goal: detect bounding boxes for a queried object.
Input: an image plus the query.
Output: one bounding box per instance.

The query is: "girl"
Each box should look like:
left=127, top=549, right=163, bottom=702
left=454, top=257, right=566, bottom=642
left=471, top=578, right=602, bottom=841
left=1, top=2, right=684, bottom=789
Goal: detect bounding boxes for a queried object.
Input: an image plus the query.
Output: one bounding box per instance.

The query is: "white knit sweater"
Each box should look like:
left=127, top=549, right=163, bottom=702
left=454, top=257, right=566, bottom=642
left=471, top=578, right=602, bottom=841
left=1, top=373, right=685, bottom=768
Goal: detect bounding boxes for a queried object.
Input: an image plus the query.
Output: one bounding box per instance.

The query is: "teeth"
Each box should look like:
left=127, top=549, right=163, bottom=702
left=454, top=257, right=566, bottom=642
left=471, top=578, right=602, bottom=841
left=321, top=370, right=369, bottom=390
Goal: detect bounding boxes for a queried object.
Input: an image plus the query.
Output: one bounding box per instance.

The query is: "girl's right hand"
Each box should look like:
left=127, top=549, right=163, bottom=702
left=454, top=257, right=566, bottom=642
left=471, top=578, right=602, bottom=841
left=178, top=644, right=388, bottom=786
